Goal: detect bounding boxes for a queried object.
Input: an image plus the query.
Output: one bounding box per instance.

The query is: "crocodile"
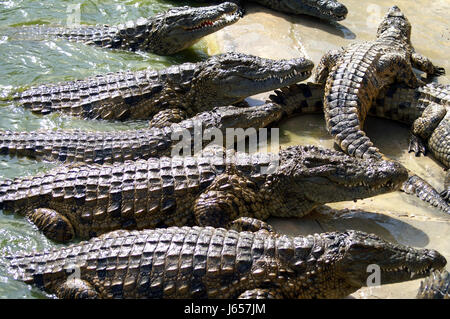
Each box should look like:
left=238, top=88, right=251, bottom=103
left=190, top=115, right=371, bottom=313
left=374, top=83, right=450, bottom=204
left=0, top=102, right=290, bottom=164
left=416, top=270, right=450, bottom=299
left=8, top=3, right=241, bottom=55
left=11, top=52, right=313, bottom=123
left=188, top=0, right=348, bottom=21
left=4, top=227, right=446, bottom=298
left=270, top=81, right=450, bottom=209
left=314, top=6, right=445, bottom=160
left=10, top=80, right=448, bottom=167
left=0, top=145, right=407, bottom=243
left=312, top=6, right=447, bottom=212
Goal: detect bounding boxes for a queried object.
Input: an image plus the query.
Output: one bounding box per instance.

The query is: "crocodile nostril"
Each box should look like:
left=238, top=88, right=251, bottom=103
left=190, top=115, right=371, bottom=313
left=427, top=250, right=447, bottom=268
left=335, top=4, right=348, bottom=16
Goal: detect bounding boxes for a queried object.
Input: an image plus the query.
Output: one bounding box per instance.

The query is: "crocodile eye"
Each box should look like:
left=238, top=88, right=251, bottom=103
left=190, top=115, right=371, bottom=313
left=303, top=158, right=332, bottom=168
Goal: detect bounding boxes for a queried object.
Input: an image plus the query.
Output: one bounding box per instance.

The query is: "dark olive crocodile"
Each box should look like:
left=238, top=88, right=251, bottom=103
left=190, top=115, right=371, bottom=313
left=416, top=270, right=450, bottom=299
left=9, top=3, right=241, bottom=55
left=8, top=81, right=448, bottom=167
left=0, top=102, right=290, bottom=164
left=315, top=6, right=445, bottom=160
left=191, top=0, right=348, bottom=21
left=0, top=145, right=407, bottom=243
left=11, top=52, right=313, bottom=122
left=270, top=81, right=450, bottom=211
left=382, top=83, right=450, bottom=202
left=376, top=84, right=450, bottom=204
left=313, top=6, right=447, bottom=213
left=4, top=227, right=446, bottom=299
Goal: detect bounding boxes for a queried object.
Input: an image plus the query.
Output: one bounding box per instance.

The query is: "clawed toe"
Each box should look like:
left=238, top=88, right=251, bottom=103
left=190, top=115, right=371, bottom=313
left=408, top=134, right=426, bottom=156
left=433, top=67, right=446, bottom=76
left=440, top=189, right=450, bottom=202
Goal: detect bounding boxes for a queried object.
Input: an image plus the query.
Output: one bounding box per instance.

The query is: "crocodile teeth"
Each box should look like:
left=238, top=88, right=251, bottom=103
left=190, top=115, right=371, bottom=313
left=186, top=12, right=237, bottom=31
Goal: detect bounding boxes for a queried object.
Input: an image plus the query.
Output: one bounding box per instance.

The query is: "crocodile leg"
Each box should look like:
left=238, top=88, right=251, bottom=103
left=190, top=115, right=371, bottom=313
left=193, top=172, right=269, bottom=228
left=26, top=208, right=75, bottom=242
left=56, top=278, right=98, bottom=299
left=411, top=52, right=446, bottom=77
left=376, top=53, right=425, bottom=88
left=409, top=103, right=446, bottom=155
left=228, top=217, right=274, bottom=233
left=238, top=289, right=284, bottom=299
left=148, top=109, right=188, bottom=128
left=314, top=49, right=344, bottom=84
left=408, top=134, right=427, bottom=156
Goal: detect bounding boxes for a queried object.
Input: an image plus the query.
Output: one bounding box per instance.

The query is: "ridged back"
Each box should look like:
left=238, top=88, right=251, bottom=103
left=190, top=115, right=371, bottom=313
left=7, top=227, right=285, bottom=298
left=14, top=63, right=197, bottom=120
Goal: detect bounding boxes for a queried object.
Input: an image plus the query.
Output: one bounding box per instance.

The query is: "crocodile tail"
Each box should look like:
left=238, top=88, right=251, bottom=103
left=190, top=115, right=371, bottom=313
left=3, top=236, right=92, bottom=286
left=0, top=85, right=19, bottom=102
left=401, top=172, right=450, bottom=215
left=0, top=172, right=53, bottom=214
left=4, top=249, right=57, bottom=285
left=7, top=24, right=120, bottom=47
left=0, top=130, right=42, bottom=160
left=268, top=82, right=325, bottom=116
left=0, top=129, right=89, bottom=163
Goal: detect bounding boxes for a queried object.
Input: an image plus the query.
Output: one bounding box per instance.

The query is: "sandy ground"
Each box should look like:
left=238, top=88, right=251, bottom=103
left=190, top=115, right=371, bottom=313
left=202, top=2, right=450, bottom=298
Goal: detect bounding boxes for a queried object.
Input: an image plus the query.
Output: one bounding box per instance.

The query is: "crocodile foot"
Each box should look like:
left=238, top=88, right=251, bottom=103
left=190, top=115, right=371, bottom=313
left=148, top=109, right=187, bottom=128
left=442, top=171, right=450, bottom=203
left=431, top=66, right=446, bottom=77
left=408, top=134, right=427, bottom=156
left=56, top=278, right=98, bottom=299
left=228, top=217, right=274, bottom=233
left=26, top=208, right=75, bottom=243
left=440, top=189, right=450, bottom=203
left=193, top=172, right=267, bottom=228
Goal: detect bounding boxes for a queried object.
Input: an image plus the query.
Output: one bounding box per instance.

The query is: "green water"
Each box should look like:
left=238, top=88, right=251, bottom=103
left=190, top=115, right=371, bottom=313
left=0, top=0, right=449, bottom=299
left=0, top=0, right=211, bottom=298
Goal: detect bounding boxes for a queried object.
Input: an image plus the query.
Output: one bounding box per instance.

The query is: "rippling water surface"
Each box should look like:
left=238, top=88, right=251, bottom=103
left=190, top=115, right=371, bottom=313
left=0, top=0, right=210, bottom=298
left=0, top=0, right=449, bottom=299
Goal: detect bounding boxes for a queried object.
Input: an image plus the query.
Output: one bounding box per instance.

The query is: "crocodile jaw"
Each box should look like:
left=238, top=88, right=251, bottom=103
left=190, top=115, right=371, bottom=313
left=181, top=3, right=240, bottom=35
left=252, top=0, right=348, bottom=21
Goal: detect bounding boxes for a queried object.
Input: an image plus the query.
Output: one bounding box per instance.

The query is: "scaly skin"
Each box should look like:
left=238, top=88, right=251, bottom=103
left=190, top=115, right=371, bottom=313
left=9, top=3, right=241, bottom=55
left=376, top=83, right=450, bottom=204
left=4, top=227, right=446, bottom=299
left=0, top=145, right=407, bottom=242
left=0, top=102, right=287, bottom=164
left=417, top=270, right=450, bottom=299
left=188, top=0, right=348, bottom=21
left=313, top=6, right=447, bottom=213
left=315, top=6, right=445, bottom=160
left=270, top=82, right=450, bottom=212
left=12, top=52, right=313, bottom=122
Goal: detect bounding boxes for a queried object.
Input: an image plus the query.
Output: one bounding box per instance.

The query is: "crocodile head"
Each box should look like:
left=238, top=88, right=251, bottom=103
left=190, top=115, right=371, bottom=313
left=252, top=0, right=348, bottom=21
left=209, top=103, right=284, bottom=130
left=191, top=53, right=314, bottom=108
left=276, top=145, right=408, bottom=205
left=287, top=230, right=447, bottom=298
left=377, top=6, right=412, bottom=42
left=150, top=3, right=240, bottom=55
